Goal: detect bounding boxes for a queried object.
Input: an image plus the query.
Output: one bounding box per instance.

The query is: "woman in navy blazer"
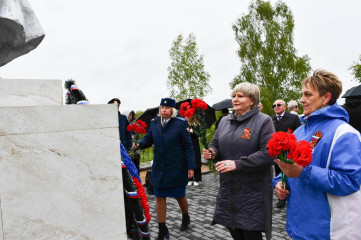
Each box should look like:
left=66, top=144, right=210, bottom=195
left=135, top=97, right=195, bottom=240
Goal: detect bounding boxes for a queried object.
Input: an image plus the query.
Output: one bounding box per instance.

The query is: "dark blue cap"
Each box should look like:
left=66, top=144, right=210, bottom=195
left=108, top=98, right=121, bottom=104
left=160, top=97, right=176, bottom=108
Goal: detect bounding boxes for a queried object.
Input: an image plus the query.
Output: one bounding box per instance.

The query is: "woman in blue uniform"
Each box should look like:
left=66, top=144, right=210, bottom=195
left=134, top=97, right=195, bottom=240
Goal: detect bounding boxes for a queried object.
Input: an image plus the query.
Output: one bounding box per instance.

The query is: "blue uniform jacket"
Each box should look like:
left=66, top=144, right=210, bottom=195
left=138, top=116, right=195, bottom=188
left=273, top=104, right=361, bottom=240
left=118, top=112, right=132, bottom=151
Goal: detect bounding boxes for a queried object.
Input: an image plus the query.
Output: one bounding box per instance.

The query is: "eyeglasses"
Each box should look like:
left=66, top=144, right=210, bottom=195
left=272, top=104, right=282, bottom=108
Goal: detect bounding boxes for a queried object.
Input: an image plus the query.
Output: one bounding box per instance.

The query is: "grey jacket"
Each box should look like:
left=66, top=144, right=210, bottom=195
left=210, top=107, right=274, bottom=240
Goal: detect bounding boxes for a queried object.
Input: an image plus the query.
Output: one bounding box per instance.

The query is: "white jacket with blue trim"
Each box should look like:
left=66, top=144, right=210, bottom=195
left=273, top=104, right=361, bottom=240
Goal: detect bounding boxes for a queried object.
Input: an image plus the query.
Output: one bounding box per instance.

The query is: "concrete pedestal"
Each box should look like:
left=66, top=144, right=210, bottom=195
left=0, top=79, right=127, bottom=239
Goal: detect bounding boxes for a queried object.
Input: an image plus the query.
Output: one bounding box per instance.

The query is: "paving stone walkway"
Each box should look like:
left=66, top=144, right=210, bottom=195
left=144, top=172, right=290, bottom=240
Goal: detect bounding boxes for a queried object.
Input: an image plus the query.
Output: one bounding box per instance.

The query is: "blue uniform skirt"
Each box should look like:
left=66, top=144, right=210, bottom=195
left=154, top=186, right=186, bottom=198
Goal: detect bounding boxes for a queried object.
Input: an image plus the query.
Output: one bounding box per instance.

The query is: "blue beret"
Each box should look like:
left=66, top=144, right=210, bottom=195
left=160, top=97, right=176, bottom=108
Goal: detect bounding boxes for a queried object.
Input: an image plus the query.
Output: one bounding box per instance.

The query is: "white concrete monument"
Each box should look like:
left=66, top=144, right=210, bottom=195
left=0, top=79, right=127, bottom=239
left=0, top=79, right=62, bottom=107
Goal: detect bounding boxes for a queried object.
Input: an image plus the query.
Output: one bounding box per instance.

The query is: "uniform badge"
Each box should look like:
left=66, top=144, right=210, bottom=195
left=241, top=128, right=251, bottom=140
left=311, top=131, right=323, bottom=148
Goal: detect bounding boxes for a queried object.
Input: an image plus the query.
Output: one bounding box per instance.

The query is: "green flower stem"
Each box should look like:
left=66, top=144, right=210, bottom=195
left=130, top=133, right=140, bottom=158
left=197, top=129, right=217, bottom=175
left=279, top=150, right=288, bottom=189
left=190, top=109, right=218, bottom=175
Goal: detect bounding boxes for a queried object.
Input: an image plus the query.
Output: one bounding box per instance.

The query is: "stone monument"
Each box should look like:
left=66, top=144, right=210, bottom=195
left=0, top=2, right=127, bottom=238
left=0, top=79, right=127, bottom=239
left=0, top=0, right=45, bottom=66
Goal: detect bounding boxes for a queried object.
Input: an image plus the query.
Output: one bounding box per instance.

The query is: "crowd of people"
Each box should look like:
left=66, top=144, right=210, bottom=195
left=112, top=69, right=361, bottom=240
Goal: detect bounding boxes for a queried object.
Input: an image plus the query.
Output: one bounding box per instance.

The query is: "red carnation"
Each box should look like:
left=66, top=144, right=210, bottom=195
left=180, top=98, right=216, bottom=174
left=198, top=101, right=208, bottom=110
left=267, top=131, right=298, bottom=157
left=267, top=131, right=299, bottom=188
left=127, top=121, right=148, bottom=158
left=135, top=125, right=142, bottom=133
left=127, top=124, right=135, bottom=132
left=136, top=120, right=147, bottom=129
left=128, top=121, right=147, bottom=134
left=191, top=99, right=202, bottom=109
left=292, top=140, right=313, bottom=167
left=185, top=108, right=196, bottom=118
left=179, top=102, right=190, bottom=117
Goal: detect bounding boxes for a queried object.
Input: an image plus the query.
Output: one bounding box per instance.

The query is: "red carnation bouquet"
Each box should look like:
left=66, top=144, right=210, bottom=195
left=267, top=130, right=313, bottom=189
left=127, top=120, right=147, bottom=158
left=179, top=99, right=217, bottom=175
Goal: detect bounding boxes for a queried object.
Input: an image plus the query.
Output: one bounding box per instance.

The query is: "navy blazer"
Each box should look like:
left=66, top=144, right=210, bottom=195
left=118, top=112, right=132, bottom=151
left=138, top=116, right=195, bottom=188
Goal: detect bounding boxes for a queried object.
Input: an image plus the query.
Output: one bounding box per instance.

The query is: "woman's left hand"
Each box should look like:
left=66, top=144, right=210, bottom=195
left=274, top=159, right=303, bottom=178
left=188, top=169, right=194, bottom=178
left=216, top=160, right=236, bottom=173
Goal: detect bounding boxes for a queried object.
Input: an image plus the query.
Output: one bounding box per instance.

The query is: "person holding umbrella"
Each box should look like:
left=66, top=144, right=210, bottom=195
left=133, top=97, right=195, bottom=240
left=186, top=119, right=202, bottom=187
left=342, top=84, right=361, bottom=132
left=124, top=110, right=141, bottom=173
left=212, top=98, right=233, bottom=111
left=136, top=107, right=159, bottom=131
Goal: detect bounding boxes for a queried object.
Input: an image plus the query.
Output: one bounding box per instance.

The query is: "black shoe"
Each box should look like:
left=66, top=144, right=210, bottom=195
left=276, top=199, right=286, bottom=208
left=180, top=213, right=190, bottom=231
left=157, top=223, right=169, bottom=240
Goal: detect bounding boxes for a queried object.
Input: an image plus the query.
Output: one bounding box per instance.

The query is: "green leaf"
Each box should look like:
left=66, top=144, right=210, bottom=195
left=167, top=33, right=212, bottom=101
left=231, top=0, right=312, bottom=115
left=349, top=55, right=361, bottom=83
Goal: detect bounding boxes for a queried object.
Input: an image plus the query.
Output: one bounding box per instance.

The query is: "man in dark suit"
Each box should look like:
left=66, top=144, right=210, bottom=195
left=272, top=99, right=301, bottom=208
left=108, top=98, right=132, bottom=151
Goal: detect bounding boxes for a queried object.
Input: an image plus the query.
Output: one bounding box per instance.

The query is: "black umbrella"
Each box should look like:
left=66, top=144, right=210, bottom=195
left=136, top=107, right=159, bottom=130
left=212, top=98, right=233, bottom=111
left=342, top=85, right=361, bottom=98
left=176, top=99, right=216, bottom=129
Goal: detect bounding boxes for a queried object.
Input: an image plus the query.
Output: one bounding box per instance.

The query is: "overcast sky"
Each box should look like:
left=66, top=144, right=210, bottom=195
left=1, top=0, right=360, bottom=112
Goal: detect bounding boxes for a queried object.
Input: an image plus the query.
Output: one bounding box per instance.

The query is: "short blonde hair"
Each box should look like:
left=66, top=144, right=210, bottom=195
left=302, top=69, right=342, bottom=105
left=232, top=82, right=260, bottom=109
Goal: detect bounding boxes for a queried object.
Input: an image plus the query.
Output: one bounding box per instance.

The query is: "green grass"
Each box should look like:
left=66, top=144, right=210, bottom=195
left=140, top=148, right=154, bottom=163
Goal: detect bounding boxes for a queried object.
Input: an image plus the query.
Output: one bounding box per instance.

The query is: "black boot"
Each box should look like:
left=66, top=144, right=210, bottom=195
left=180, top=213, right=190, bottom=231
left=157, top=222, right=169, bottom=240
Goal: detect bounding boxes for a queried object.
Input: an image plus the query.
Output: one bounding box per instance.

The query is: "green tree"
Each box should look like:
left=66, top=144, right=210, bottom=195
left=231, top=0, right=311, bottom=115
left=349, top=55, right=361, bottom=83
left=167, top=33, right=212, bottom=101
